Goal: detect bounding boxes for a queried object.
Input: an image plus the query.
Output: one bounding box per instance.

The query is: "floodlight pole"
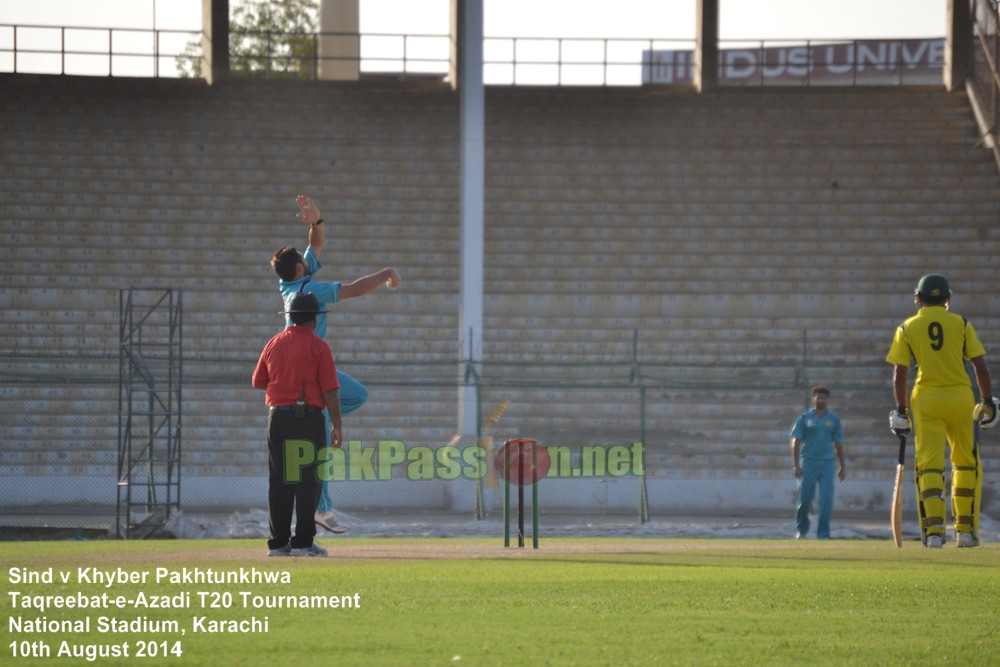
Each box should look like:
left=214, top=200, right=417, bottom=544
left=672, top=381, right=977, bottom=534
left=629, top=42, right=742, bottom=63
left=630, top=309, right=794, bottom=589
left=453, top=0, right=486, bottom=444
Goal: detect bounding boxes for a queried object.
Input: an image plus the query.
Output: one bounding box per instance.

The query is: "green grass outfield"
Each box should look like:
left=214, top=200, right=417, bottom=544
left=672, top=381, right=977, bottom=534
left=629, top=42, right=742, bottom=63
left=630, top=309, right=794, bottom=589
left=3, top=538, right=999, bottom=666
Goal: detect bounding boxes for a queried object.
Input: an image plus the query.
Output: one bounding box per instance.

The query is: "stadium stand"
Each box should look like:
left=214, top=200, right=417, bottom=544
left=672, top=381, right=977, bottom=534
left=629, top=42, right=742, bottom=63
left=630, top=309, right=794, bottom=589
left=1, top=74, right=998, bottom=516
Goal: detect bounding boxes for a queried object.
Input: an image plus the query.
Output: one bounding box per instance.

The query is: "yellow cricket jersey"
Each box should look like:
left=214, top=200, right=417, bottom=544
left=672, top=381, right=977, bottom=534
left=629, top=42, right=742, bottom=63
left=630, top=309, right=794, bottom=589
left=886, top=305, right=986, bottom=389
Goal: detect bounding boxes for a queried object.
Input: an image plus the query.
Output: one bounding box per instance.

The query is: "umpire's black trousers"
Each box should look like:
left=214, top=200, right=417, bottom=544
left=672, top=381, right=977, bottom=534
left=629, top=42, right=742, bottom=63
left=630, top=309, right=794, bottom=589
left=266, top=408, right=325, bottom=550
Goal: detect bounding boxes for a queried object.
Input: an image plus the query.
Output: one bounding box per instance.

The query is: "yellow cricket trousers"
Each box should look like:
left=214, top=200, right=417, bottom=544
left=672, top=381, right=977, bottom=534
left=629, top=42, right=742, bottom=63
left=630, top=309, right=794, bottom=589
left=911, top=384, right=982, bottom=539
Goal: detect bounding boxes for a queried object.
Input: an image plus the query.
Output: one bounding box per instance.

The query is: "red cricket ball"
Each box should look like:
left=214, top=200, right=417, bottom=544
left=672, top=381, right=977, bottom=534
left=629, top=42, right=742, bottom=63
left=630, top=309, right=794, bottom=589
left=495, top=438, right=551, bottom=486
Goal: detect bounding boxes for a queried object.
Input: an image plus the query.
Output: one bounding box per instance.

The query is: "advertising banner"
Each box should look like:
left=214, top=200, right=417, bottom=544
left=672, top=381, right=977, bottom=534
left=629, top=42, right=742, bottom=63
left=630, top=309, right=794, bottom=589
left=642, top=38, right=944, bottom=85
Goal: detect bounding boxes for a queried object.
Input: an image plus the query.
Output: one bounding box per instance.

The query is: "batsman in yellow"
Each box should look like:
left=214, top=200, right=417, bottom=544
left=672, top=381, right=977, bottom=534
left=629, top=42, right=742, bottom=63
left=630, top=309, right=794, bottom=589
left=886, top=274, right=997, bottom=548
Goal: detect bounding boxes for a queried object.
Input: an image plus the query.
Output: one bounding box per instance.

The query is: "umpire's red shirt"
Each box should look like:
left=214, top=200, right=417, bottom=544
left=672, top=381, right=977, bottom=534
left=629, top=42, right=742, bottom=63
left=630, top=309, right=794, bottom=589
left=252, top=325, right=339, bottom=408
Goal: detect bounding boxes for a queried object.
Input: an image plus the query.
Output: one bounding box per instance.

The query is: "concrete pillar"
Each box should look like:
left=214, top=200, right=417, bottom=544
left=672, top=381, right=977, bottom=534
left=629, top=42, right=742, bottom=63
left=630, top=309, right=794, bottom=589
left=451, top=0, right=485, bottom=439
left=201, top=0, right=229, bottom=84
left=945, top=0, right=973, bottom=91
left=319, top=0, right=360, bottom=80
left=695, top=0, right=719, bottom=92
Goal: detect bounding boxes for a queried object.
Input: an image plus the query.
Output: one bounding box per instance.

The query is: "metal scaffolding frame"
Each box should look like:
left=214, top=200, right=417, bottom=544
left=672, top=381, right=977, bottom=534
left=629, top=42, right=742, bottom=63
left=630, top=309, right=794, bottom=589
left=116, top=287, right=183, bottom=538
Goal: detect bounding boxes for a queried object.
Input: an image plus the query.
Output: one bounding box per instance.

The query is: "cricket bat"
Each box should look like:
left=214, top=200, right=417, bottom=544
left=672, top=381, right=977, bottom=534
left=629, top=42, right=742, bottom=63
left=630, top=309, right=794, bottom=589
left=479, top=400, right=509, bottom=490
left=478, top=436, right=498, bottom=489
left=891, top=434, right=906, bottom=548
left=446, top=399, right=510, bottom=489
left=482, top=399, right=510, bottom=432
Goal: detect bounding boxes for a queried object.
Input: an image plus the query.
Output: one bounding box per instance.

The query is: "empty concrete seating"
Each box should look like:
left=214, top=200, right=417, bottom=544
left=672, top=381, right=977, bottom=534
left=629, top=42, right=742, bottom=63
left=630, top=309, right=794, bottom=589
left=1, top=76, right=997, bottom=511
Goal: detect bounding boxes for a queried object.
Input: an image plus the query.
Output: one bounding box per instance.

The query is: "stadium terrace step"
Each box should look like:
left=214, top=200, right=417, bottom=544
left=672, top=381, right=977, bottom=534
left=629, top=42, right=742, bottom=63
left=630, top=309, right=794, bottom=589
left=2, top=79, right=997, bottom=508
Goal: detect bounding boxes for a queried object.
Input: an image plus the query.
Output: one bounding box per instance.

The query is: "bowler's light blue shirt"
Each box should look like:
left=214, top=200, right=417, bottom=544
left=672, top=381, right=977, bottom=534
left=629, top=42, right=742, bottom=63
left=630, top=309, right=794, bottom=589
left=278, top=246, right=340, bottom=339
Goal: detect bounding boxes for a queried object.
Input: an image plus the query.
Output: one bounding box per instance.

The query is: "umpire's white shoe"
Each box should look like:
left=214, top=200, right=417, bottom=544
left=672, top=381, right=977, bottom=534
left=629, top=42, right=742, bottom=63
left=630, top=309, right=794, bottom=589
left=315, top=510, right=348, bottom=534
left=957, top=532, right=980, bottom=548
left=925, top=535, right=943, bottom=548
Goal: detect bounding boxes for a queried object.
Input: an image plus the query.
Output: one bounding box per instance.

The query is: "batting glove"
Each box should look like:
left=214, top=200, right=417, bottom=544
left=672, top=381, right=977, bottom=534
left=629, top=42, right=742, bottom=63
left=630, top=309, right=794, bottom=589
left=889, top=408, right=911, bottom=436
left=973, top=396, right=1000, bottom=430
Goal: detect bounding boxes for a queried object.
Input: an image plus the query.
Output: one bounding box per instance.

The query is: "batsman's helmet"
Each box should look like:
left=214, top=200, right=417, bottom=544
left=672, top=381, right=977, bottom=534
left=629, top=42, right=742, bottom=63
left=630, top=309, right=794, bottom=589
left=915, top=274, right=951, bottom=300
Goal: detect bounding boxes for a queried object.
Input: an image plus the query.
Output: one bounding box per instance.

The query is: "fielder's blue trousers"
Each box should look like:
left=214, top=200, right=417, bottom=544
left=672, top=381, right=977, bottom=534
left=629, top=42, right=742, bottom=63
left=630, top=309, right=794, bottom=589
left=795, top=458, right=837, bottom=539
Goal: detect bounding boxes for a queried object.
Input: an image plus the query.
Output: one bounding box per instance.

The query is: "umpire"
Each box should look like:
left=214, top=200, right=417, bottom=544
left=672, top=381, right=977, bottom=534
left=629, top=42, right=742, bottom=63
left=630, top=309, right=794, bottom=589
left=252, top=293, right=343, bottom=557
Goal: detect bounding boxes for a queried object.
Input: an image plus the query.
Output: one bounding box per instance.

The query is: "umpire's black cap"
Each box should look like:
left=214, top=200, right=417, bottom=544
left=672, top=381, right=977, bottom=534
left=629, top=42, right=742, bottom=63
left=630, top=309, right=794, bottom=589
left=281, top=292, right=327, bottom=315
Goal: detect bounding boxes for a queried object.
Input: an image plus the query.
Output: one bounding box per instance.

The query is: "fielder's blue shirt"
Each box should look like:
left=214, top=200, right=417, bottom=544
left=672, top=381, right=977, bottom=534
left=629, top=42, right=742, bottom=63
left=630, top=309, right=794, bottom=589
left=790, top=409, right=843, bottom=461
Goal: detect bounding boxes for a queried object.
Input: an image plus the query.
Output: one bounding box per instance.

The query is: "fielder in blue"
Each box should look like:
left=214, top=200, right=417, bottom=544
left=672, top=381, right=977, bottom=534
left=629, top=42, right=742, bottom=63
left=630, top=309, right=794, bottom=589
left=789, top=385, right=846, bottom=539
left=270, top=195, right=401, bottom=534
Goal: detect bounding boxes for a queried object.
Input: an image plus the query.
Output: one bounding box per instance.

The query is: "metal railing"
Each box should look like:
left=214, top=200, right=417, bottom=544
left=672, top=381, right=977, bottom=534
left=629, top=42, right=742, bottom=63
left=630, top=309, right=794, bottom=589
left=1, top=23, right=945, bottom=87
left=1, top=350, right=886, bottom=521
left=225, top=31, right=695, bottom=85
left=0, top=24, right=200, bottom=78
